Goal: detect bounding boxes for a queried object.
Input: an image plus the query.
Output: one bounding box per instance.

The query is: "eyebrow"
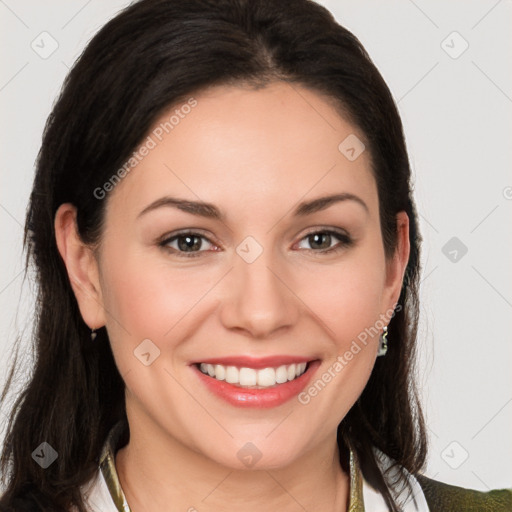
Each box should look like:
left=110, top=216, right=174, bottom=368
left=137, top=192, right=368, bottom=220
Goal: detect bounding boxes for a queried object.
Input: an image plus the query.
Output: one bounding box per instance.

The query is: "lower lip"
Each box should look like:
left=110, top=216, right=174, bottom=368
left=192, top=361, right=320, bottom=408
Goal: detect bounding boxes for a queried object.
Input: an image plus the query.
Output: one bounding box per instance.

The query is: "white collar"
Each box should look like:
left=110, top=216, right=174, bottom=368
left=78, top=470, right=125, bottom=512
left=362, top=447, right=430, bottom=511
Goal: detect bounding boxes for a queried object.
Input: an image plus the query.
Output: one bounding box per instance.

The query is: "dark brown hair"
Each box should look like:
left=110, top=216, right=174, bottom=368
left=0, top=0, right=426, bottom=510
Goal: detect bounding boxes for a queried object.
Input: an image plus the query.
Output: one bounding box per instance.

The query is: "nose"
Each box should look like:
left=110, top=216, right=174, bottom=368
left=219, top=249, right=300, bottom=339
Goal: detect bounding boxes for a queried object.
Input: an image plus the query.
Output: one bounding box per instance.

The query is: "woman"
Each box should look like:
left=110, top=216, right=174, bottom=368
left=0, top=0, right=510, bottom=510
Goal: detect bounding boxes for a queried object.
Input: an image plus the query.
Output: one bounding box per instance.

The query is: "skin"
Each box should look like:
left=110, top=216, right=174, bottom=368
left=55, top=81, right=409, bottom=512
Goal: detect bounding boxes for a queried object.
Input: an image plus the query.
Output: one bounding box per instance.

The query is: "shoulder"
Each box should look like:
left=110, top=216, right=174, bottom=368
left=368, top=447, right=512, bottom=512
left=415, top=474, right=512, bottom=512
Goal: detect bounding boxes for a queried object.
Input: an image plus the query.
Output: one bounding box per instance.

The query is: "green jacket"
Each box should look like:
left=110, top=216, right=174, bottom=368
left=415, top=475, right=512, bottom=512
left=78, top=420, right=512, bottom=511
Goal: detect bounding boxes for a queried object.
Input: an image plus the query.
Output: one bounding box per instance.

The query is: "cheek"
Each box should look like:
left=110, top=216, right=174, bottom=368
left=296, top=252, right=387, bottom=345
left=294, top=257, right=385, bottom=427
left=98, top=247, right=220, bottom=358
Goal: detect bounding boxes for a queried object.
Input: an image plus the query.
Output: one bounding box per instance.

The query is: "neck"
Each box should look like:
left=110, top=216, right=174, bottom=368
left=115, top=412, right=350, bottom=512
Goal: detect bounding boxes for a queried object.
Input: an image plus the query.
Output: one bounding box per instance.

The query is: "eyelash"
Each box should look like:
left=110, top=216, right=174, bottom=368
left=158, top=228, right=353, bottom=258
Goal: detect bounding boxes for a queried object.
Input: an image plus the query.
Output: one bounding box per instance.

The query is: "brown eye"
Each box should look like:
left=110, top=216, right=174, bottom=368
left=175, top=234, right=203, bottom=252
left=160, top=231, right=215, bottom=257
left=297, top=230, right=353, bottom=253
left=307, top=232, right=333, bottom=250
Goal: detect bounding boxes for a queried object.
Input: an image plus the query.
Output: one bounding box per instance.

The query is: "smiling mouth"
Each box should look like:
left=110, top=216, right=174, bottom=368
left=196, top=362, right=309, bottom=389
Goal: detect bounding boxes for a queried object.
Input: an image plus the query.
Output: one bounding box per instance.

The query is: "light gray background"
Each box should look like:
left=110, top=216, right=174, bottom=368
left=1, top=0, right=511, bottom=493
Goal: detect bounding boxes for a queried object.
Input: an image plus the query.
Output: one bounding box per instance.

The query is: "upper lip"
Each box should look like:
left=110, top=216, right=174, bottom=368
left=191, top=355, right=315, bottom=369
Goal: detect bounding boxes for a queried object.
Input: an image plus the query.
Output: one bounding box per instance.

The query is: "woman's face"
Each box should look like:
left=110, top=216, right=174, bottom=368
left=69, top=81, right=409, bottom=469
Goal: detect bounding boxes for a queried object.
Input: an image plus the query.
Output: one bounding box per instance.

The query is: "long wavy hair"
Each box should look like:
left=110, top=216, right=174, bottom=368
left=0, top=0, right=427, bottom=510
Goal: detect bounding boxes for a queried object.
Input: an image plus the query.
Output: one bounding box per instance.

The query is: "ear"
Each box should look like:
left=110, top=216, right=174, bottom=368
left=382, top=211, right=410, bottom=312
left=54, top=203, right=106, bottom=329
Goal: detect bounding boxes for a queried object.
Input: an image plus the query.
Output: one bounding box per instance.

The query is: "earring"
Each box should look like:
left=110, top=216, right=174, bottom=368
left=377, top=325, right=388, bottom=357
left=91, top=328, right=97, bottom=341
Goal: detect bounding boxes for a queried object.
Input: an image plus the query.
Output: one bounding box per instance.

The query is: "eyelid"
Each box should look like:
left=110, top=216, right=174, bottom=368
left=158, top=229, right=221, bottom=256
left=299, top=226, right=350, bottom=239
left=158, top=226, right=353, bottom=257
left=158, top=228, right=218, bottom=245
left=293, top=227, right=353, bottom=251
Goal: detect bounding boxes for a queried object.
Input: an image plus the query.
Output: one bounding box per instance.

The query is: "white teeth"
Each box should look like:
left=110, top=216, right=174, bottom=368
left=214, top=364, right=225, bottom=381
left=257, top=367, right=276, bottom=387
left=239, top=368, right=257, bottom=386
left=225, top=366, right=238, bottom=384
left=198, top=362, right=309, bottom=388
left=275, top=365, right=288, bottom=384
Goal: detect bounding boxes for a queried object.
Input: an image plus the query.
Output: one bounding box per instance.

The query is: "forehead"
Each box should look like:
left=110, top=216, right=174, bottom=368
left=106, top=81, right=377, bottom=220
